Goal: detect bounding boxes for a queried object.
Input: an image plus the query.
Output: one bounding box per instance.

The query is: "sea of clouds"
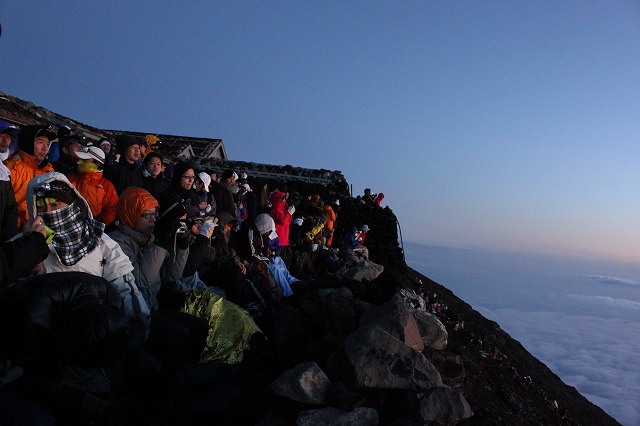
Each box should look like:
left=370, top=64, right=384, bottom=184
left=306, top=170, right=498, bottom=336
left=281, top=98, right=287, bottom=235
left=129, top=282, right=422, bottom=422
left=404, top=242, right=640, bottom=426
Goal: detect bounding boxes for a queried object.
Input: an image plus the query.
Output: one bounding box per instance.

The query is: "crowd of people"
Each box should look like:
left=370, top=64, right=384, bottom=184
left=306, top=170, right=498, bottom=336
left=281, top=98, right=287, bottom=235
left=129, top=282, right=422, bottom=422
left=0, top=121, right=383, bottom=423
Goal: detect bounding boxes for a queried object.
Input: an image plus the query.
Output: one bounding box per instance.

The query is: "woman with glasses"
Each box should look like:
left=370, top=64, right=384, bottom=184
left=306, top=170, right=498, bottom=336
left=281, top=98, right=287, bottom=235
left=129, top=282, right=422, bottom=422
left=159, top=160, right=200, bottom=211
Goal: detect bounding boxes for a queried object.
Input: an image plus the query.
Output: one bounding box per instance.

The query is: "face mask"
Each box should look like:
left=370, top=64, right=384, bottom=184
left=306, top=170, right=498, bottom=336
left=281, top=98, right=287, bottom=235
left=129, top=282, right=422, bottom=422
left=77, top=160, right=99, bottom=173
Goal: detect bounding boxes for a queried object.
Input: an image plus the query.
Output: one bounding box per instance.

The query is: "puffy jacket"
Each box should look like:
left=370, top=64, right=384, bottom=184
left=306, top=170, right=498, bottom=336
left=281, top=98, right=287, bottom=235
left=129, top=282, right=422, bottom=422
left=4, top=151, right=54, bottom=228
left=110, top=222, right=187, bottom=310
left=21, top=271, right=141, bottom=365
left=69, top=171, right=119, bottom=226
left=25, top=173, right=151, bottom=331
left=0, top=232, right=49, bottom=286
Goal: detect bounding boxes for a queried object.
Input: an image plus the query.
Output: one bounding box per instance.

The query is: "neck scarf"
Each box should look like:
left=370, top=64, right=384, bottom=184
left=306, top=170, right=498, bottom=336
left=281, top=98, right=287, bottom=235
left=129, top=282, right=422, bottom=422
left=41, top=202, right=105, bottom=266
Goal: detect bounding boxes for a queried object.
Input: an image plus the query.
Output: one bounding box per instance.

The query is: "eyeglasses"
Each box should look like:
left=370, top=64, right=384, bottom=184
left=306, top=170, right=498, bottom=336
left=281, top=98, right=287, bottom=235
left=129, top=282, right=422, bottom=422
left=182, top=175, right=195, bottom=180
left=139, top=211, right=159, bottom=220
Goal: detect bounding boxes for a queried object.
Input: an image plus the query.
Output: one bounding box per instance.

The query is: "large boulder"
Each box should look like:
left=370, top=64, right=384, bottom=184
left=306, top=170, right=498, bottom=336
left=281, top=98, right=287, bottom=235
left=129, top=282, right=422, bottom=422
left=359, top=294, right=424, bottom=351
left=413, top=309, right=448, bottom=350
left=327, top=324, right=443, bottom=390
left=339, top=261, right=384, bottom=282
left=402, top=387, right=473, bottom=425
left=271, top=362, right=331, bottom=405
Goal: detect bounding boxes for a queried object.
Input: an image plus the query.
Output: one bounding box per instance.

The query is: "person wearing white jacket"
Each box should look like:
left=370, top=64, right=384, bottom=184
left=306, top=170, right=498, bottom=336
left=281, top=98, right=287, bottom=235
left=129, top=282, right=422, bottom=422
left=25, top=172, right=151, bottom=335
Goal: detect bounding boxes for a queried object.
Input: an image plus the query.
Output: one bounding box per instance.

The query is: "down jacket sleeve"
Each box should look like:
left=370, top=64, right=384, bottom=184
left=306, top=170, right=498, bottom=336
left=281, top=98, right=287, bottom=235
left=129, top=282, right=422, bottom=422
left=99, top=235, right=151, bottom=332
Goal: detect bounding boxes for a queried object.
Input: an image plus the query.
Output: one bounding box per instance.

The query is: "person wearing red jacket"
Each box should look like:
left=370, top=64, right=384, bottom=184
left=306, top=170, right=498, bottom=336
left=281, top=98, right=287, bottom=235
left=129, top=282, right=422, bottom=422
left=69, top=145, right=119, bottom=228
left=269, top=190, right=293, bottom=267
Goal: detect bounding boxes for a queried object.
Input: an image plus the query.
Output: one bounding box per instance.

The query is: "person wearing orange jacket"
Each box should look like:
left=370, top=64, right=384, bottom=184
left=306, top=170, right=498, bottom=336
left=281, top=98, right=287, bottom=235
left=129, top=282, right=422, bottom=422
left=68, top=145, right=119, bottom=228
left=4, top=124, right=56, bottom=229
left=323, top=201, right=337, bottom=247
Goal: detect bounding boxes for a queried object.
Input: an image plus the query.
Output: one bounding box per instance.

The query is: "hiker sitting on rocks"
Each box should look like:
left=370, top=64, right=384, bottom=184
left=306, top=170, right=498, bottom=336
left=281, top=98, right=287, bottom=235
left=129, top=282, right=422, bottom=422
left=363, top=188, right=377, bottom=205
left=303, top=214, right=326, bottom=251
left=341, top=226, right=370, bottom=264
left=197, top=211, right=249, bottom=305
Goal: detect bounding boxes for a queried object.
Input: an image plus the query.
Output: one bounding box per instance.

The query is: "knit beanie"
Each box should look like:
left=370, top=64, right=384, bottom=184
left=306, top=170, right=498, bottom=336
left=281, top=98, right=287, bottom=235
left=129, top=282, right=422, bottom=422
left=115, top=135, right=140, bottom=153
left=18, top=124, right=56, bottom=156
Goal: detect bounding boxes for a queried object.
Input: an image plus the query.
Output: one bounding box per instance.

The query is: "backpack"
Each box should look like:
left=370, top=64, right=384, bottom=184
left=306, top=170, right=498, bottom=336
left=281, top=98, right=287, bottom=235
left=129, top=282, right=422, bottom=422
left=248, top=260, right=284, bottom=304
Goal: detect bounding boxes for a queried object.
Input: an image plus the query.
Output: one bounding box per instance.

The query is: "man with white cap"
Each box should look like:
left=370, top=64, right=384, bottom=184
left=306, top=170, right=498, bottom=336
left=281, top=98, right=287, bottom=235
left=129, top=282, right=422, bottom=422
left=69, top=145, right=119, bottom=227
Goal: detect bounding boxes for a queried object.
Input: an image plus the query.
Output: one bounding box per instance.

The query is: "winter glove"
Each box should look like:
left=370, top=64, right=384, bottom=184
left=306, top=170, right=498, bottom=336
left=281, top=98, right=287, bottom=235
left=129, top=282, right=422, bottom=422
left=199, top=220, right=216, bottom=239
left=154, top=219, right=189, bottom=251
left=287, top=205, right=296, bottom=215
left=176, top=226, right=195, bottom=250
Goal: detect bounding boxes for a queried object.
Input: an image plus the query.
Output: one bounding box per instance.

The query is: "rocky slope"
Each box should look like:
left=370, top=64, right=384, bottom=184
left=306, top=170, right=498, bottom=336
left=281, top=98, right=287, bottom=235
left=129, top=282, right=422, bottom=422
left=162, top=196, right=619, bottom=425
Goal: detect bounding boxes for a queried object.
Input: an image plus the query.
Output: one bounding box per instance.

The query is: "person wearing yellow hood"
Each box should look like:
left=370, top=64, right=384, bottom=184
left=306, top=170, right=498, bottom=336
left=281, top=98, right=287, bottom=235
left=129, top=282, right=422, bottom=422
left=5, top=124, right=56, bottom=229
left=69, top=145, right=119, bottom=228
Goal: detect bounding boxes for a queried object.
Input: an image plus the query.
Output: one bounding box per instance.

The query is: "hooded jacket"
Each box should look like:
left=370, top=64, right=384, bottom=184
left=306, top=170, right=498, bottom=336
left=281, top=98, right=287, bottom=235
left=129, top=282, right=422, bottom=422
left=109, top=187, right=187, bottom=310
left=212, top=178, right=238, bottom=220
left=25, top=172, right=150, bottom=329
left=5, top=125, right=55, bottom=229
left=323, top=204, right=337, bottom=247
left=69, top=170, right=119, bottom=226
left=269, top=191, right=292, bottom=246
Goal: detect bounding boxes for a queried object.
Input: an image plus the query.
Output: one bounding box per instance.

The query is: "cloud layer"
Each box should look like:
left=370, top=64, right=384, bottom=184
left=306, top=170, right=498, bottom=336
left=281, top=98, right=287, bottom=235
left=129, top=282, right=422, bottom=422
left=405, top=243, right=640, bottom=425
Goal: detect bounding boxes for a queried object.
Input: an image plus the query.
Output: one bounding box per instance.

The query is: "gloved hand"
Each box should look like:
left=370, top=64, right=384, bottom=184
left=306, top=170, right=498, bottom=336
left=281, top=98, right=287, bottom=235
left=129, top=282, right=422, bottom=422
left=287, top=205, right=296, bottom=215
left=176, top=224, right=195, bottom=250
left=199, top=219, right=216, bottom=239
left=154, top=219, right=190, bottom=251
